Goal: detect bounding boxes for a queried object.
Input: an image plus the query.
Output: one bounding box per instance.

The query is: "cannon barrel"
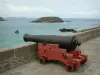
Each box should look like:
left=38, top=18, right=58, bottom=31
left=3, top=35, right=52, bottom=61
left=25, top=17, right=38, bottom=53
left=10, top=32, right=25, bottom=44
left=23, top=34, right=81, bottom=51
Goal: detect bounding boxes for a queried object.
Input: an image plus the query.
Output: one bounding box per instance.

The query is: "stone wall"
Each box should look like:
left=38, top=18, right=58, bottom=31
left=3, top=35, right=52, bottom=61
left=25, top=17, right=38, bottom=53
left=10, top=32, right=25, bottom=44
left=0, top=43, right=38, bottom=72
left=75, top=28, right=100, bottom=43
left=0, top=27, right=100, bottom=72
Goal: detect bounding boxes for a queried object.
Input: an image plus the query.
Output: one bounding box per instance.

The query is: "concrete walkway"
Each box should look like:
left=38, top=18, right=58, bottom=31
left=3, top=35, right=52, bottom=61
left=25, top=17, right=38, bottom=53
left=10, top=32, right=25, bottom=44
left=1, top=37, right=100, bottom=75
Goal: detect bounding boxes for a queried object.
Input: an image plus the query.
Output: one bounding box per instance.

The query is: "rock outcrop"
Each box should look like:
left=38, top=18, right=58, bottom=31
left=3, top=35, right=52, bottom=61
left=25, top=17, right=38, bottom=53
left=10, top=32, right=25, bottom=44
left=32, top=17, right=64, bottom=23
left=0, top=17, right=4, bottom=21
left=59, top=28, right=77, bottom=33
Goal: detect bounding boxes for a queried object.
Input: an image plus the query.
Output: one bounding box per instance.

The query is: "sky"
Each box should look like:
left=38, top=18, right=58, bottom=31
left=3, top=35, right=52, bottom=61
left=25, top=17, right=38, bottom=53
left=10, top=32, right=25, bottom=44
left=0, top=0, right=100, bottom=18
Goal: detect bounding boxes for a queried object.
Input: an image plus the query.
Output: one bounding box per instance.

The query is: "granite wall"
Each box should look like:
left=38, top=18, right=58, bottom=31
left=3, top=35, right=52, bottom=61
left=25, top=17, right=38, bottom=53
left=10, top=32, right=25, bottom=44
left=0, top=43, right=38, bottom=72
left=76, top=28, right=100, bottom=43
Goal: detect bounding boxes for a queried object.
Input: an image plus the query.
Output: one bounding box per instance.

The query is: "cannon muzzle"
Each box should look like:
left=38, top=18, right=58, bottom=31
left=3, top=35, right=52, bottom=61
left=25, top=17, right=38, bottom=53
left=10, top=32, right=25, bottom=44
left=23, top=34, right=81, bottom=51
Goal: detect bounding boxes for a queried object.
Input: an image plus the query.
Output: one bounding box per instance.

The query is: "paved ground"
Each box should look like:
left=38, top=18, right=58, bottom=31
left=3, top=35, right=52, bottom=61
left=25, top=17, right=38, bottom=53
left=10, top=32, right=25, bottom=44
left=1, top=37, right=100, bottom=75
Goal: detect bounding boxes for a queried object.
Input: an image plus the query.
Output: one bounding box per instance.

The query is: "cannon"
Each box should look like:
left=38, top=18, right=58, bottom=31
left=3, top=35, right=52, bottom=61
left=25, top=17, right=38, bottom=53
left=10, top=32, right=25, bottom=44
left=24, top=34, right=81, bottom=52
left=23, top=34, right=87, bottom=72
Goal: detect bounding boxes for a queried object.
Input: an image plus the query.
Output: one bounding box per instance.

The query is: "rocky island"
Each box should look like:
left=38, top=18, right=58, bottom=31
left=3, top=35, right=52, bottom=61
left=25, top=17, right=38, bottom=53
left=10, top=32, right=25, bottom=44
left=0, top=17, right=4, bottom=21
left=32, top=17, right=64, bottom=23
left=59, top=28, right=77, bottom=33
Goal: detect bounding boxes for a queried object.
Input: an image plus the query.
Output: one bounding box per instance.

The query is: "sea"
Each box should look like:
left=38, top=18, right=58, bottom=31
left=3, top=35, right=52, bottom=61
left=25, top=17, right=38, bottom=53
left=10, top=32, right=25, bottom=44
left=0, top=18, right=100, bottom=48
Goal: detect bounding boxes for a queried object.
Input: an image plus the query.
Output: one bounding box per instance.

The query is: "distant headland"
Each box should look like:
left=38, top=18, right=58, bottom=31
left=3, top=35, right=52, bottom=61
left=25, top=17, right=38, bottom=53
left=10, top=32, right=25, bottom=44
left=32, top=17, right=64, bottom=23
left=0, top=17, right=4, bottom=21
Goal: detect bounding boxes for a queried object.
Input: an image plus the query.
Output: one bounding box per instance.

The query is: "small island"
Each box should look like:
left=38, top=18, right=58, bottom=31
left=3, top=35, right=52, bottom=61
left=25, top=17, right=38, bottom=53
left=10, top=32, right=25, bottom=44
left=59, top=28, right=77, bottom=33
left=32, top=17, right=64, bottom=23
left=0, top=17, right=4, bottom=21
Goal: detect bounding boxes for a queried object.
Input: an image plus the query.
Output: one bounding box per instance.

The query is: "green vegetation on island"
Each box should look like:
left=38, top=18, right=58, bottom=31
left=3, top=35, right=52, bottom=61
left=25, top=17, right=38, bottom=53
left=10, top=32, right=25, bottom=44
left=32, top=17, right=64, bottom=23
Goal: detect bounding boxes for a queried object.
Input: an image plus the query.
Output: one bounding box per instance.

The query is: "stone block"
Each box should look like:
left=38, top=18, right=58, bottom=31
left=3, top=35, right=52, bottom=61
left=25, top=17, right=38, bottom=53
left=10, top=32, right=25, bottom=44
left=0, top=64, right=3, bottom=72
left=23, top=56, right=31, bottom=62
left=18, top=57, right=29, bottom=65
left=18, top=57, right=24, bottom=64
left=27, top=44, right=38, bottom=55
left=10, top=57, right=19, bottom=68
left=0, top=60, right=10, bottom=72
left=14, top=46, right=28, bottom=58
left=0, top=49, right=14, bottom=62
left=3, top=61, right=10, bottom=70
left=27, top=44, right=38, bottom=58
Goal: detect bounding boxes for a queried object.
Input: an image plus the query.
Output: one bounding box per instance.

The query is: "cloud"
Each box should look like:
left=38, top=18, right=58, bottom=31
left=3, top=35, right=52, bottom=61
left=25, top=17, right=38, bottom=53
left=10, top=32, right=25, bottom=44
left=72, top=11, right=99, bottom=15
left=2, top=0, right=100, bottom=18
left=7, top=4, right=55, bottom=13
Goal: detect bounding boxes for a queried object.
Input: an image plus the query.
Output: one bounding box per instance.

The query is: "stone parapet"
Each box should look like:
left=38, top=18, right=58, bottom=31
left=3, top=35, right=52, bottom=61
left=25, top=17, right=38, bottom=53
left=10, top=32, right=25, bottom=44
left=75, top=28, right=100, bottom=43
left=0, top=43, right=38, bottom=72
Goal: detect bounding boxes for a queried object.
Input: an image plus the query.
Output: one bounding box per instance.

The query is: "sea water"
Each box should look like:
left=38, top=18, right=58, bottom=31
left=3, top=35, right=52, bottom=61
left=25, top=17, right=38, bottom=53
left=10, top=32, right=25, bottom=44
left=0, top=18, right=100, bottom=48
